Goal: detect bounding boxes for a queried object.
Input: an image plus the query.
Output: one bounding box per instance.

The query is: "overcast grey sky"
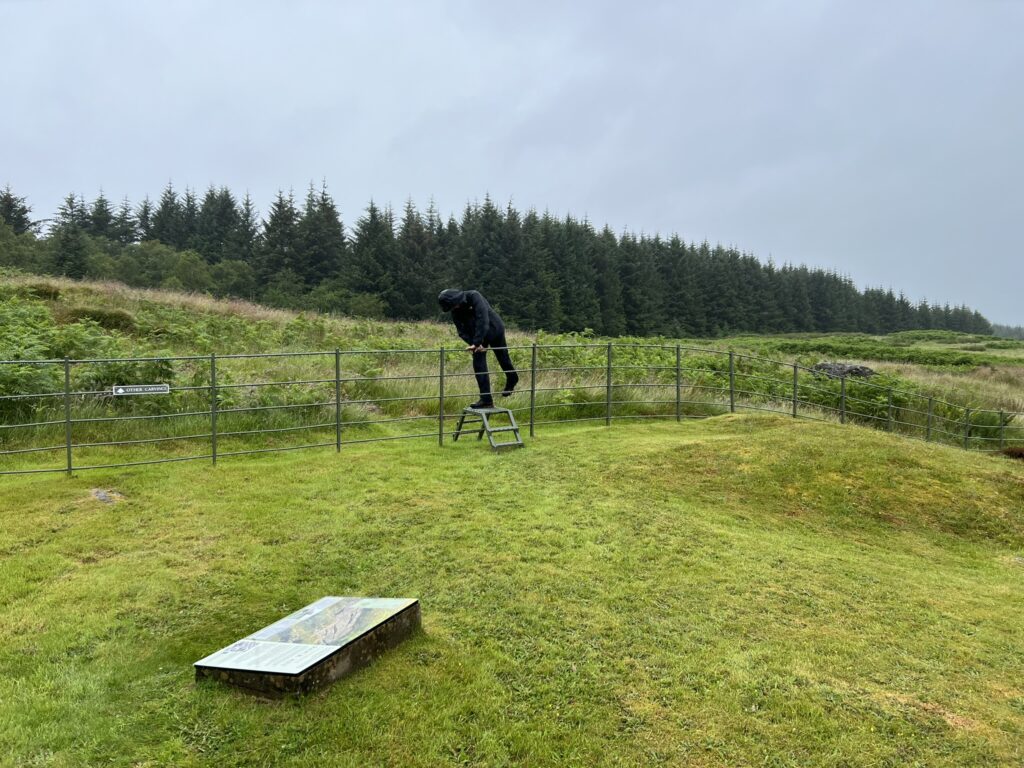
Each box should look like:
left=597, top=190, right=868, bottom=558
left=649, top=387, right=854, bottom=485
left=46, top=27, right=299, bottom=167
left=2, top=0, right=1022, bottom=323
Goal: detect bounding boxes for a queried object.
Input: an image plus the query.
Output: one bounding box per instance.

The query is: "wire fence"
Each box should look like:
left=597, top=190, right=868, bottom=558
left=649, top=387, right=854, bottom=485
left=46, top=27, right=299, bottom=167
left=1, top=342, right=1021, bottom=476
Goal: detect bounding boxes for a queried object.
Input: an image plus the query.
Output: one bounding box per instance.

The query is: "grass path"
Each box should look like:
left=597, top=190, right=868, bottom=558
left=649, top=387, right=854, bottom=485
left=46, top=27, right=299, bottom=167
left=1, top=416, right=1023, bottom=767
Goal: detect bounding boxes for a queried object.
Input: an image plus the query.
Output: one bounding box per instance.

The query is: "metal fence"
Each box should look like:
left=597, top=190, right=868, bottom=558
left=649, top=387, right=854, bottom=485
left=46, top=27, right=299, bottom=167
left=1, top=343, right=1021, bottom=476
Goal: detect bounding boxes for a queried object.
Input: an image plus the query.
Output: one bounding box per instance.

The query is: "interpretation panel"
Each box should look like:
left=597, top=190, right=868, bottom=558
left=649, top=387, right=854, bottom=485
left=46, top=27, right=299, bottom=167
left=194, top=596, right=420, bottom=696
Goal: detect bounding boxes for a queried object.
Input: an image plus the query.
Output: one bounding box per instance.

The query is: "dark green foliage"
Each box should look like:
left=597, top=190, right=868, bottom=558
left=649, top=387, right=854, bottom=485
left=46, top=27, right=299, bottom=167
left=136, top=197, right=154, bottom=241
left=181, top=189, right=199, bottom=250
left=386, top=199, right=434, bottom=319
left=111, top=197, right=138, bottom=245
left=0, top=185, right=35, bottom=234
left=59, top=306, right=137, bottom=331
left=0, top=184, right=999, bottom=338
left=0, top=297, right=156, bottom=419
left=0, top=222, right=43, bottom=270
left=296, top=184, right=346, bottom=287
left=345, top=200, right=394, bottom=303
left=764, top=335, right=1001, bottom=367
left=151, top=183, right=183, bottom=248
left=210, top=260, right=257, bottom=299
left=88, top=193, right=115, bottom=239
left=55, top=193, right=89, bottom=230
left=54, top=223, right=89, bottom=279
left=259, top=190, right=301, bottom=285
left=194, top=186, right=241, bottom=263
left=233, top=193, right=261, bottom=266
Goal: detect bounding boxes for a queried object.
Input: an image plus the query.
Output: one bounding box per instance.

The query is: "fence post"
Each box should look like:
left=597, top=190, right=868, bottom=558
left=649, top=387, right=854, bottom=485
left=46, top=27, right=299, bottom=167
left=334, top=349, right=341, bottom=452
left=530, top=343, right=537, bottom=437
left=792, top=363, right=798, bottom=419
left=728, top=352, right=735, bottom=413
left=963, top=407, right=971, bottom=449
left=675, top=344, right=681, bottom=423
left=840, top=376, right=846, bottom=425
left=63, top=357, right=72, bottom=476
left=438, top=347, right=445, bottom=447
left=210, top=353, right=217, bottom=465
left=925, top=397, right=933, bottom=441
left=605, top=342, right=613, bottom=426
left=999, top=410, right=1006, bottom=451
left=887, top=388, right=894, bottom=432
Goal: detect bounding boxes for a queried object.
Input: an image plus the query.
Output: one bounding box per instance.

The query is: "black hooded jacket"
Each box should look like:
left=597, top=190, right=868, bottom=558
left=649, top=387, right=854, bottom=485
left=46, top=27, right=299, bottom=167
left=438, top=289, right=505, bottom=347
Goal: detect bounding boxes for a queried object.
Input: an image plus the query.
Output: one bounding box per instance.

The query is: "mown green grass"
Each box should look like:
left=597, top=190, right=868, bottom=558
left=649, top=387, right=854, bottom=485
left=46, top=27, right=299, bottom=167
left=2, top=416, right=1023, bottom=767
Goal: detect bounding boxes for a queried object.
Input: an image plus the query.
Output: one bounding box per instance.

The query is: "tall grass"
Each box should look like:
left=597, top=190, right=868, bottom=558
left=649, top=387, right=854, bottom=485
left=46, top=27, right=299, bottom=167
left=3, top=342, right=1022, bottom=475
left=3, top=273, right=1024, bottom=473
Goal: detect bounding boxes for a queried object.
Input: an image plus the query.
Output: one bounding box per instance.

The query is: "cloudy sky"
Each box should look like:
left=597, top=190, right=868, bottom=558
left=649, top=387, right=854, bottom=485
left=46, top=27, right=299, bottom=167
left=2, top=0, right=1021, bottom=323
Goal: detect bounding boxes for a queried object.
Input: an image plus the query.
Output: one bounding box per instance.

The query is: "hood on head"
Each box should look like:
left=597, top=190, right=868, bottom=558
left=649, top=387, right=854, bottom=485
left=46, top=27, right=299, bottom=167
left=438, top=289, right=465, bottom=312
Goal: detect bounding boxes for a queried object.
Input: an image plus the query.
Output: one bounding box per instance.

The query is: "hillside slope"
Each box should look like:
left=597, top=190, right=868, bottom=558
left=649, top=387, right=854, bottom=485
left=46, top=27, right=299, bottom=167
left=1, top=417, right=1022, bottom=766
left=2, top=272, right=1022, bottom=473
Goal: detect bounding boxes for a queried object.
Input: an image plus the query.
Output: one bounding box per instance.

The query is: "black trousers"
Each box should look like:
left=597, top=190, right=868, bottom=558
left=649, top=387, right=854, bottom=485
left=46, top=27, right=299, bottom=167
left=472, top=334, right=516, bottom=400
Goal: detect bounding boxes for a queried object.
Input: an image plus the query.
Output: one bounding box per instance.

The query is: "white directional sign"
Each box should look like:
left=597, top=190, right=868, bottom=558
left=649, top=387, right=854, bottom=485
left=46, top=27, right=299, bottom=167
left=111, top=384, right=170, bottom=396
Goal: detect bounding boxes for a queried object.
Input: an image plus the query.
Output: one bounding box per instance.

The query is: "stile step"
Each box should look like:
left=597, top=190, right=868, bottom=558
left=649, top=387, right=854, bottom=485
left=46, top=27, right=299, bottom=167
left=452, top=405, right=525, bottom=452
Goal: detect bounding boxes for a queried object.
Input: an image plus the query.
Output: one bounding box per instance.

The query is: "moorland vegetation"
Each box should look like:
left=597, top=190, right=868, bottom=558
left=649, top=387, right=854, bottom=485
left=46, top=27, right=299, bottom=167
left=1, top=274, right=1022, bottom=472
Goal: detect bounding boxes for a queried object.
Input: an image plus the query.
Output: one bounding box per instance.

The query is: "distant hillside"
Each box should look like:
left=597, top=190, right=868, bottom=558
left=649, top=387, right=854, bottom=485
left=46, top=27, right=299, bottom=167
left=0, top=184, right=994, bottom=337
left=1, top=271, right=1021, bottom=416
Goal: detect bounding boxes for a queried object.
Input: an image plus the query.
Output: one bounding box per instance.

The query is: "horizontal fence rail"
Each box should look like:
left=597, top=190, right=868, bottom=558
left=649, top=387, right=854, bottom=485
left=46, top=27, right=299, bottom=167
left=0, top=343, right=1021, bottom=476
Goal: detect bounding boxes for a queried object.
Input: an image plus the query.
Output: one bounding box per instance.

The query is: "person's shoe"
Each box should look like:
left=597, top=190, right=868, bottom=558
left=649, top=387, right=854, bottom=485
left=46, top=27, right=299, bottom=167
left=470, top=398, right=494, bottom=409
left=501, top=372, right=520, bottom=397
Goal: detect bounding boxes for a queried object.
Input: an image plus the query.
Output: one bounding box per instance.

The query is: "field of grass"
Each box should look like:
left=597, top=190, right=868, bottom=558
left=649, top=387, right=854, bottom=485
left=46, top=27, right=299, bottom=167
left=2, top=416, right=1023, bottom=767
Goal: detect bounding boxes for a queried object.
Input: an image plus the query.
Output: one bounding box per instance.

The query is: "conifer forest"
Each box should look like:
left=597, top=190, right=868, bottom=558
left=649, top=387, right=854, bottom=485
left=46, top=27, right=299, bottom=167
left=0, top=184, right=995, bottom=337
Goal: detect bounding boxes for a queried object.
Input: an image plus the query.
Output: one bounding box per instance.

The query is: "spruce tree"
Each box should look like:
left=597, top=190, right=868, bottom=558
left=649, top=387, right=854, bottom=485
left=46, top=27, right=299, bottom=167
left=0, top=185, right=34, bottom=234
left=779, top=264, right=814, bottom=332
left=49, top=194, right=93, bottom=282
left=111, top=197, right=138, bottom=244
left=151, top=183, right=183, bottom=247
left=388, top=199, right=433, bottom=318
left=54, top=193, right=89, bottom=231
left=195, top=186, right=241, bottom=263
left=259, top=190, right=301, bottom=283
left=136, top=197, right=154, bottom=241
left=468, top=195, right=508, bottom=296
left=296, top=182, right=346, bottom=286
left=661, top=235, right=705, bottom=336
left=346, top=200, right=394, bottom=299
left=181, top=188, right=199, bottom=250
left=492, top=202, right=527, bottom=324
left=230, top=193, right=261, bottom=266
left=422, top=199, right=454, bottom=291
left=88, top=192, right=115, bottom=239
left=518, top=209, right=562, bottom=330
left=556, top=216, right=601, bottom=332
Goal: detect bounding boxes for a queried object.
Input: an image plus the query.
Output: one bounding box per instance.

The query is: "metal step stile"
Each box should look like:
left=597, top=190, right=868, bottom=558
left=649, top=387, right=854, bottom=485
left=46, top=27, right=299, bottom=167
left=451, top=407, right=525, bottom=451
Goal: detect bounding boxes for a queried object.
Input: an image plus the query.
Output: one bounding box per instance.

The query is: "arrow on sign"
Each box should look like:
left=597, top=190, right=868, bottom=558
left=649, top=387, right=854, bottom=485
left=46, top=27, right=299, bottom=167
left=111, top=384, right=170, bottom=396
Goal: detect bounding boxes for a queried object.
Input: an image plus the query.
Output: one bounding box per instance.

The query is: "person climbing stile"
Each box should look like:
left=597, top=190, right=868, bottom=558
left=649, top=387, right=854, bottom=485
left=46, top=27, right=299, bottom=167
left=437, top=289, right=519, bottom=408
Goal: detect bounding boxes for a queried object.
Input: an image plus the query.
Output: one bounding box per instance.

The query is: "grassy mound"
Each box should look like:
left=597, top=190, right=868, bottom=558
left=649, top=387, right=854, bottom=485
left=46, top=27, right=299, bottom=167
left=1, top=416, right=1022, bottom=766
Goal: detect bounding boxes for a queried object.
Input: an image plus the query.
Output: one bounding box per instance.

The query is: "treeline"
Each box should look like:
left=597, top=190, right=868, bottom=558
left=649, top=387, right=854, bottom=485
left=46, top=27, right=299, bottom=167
left=993, top=324, right=1024, bottom=340
left=0, top=183, right=994, bottom=337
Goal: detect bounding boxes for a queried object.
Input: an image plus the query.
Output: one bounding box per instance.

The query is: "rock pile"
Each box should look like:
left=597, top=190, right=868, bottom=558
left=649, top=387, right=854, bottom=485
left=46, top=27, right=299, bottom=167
left=811, top=362, right=877, bottom=379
